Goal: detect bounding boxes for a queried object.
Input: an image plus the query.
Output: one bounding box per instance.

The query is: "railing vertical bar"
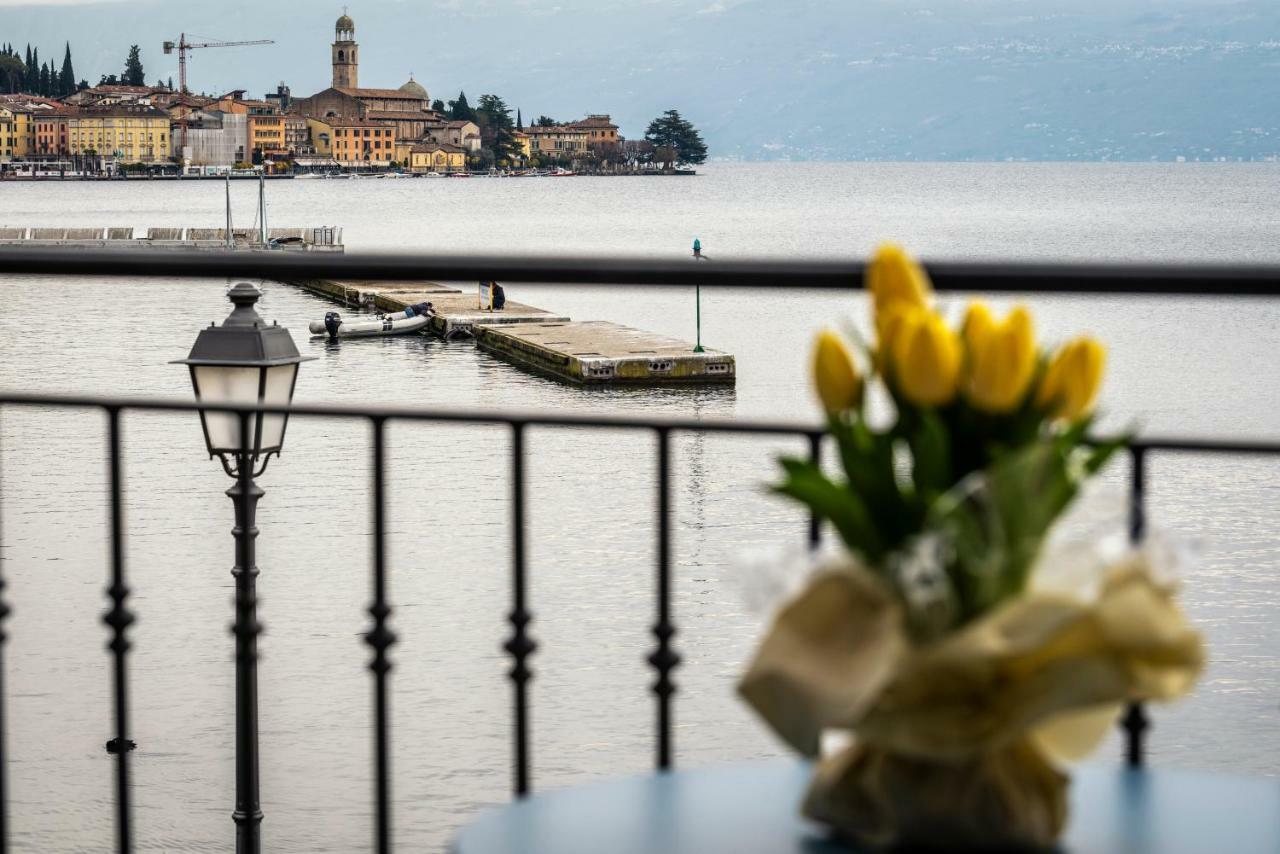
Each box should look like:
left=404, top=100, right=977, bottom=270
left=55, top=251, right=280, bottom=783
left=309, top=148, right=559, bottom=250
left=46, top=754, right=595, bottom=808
left=0, top=406, right=8, bottom=854
left=505, top=423, right=535, bottom=798
left=1122, top=445, right=1150, bottom=767
left=103, top=407, right=134, bottom=853
left=366, top=417, right=396, bottom=854
left=648, top=428, right=680, bottom=770
left=807, top=432, right=823, bottom=550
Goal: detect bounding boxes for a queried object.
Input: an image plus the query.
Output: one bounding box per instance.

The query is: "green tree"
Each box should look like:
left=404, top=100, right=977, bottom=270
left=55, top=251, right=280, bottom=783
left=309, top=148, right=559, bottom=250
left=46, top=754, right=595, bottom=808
left=476, top=94, right=519, bottom=166
left=39, top=61, right=51, bottom=96
left=0, top=54, right=23, bottom=94
left=643, top=109, right=708, bottom=167
left=447, top=91, right=475, bottom=122
left=431, top=98, right=445, bottom=113
left=516, top=108, right=523, bottom=130
left=26, top=46, right=37, bottom=92
left=59, top=43, right=74, bottom=97
left=122, top=45, right=145, bottom=87
left=534, top=115, right=556, bottom=127
left=99, top=73, right=120, bottom=86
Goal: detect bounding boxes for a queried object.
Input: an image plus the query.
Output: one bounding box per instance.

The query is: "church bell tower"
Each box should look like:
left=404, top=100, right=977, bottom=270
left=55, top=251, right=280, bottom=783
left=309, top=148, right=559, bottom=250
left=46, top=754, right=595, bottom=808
left=332, top=11, right=358, bottom=89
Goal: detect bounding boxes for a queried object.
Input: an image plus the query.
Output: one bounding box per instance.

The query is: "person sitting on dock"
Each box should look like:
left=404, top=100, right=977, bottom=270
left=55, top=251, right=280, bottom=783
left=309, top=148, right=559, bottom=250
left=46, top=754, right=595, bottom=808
left=403, top=301, right=435, bottom=319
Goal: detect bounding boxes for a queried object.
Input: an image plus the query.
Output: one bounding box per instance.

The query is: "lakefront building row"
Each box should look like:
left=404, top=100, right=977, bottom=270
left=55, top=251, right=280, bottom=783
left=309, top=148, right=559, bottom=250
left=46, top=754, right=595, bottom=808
left=0, top=11, right=620, bottom=173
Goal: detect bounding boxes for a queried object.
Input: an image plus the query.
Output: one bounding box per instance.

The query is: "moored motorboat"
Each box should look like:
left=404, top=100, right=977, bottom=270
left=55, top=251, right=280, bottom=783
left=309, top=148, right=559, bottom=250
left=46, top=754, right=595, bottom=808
left=308, top=310, right=431, bottom=339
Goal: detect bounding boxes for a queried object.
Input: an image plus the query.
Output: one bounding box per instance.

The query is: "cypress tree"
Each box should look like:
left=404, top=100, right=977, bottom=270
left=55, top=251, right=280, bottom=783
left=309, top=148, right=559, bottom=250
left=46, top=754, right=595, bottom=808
left=59, top=43, right=74, bottom=97
left=40, top=61, right=51, bottom=96
left=25, top=45, right=36, bottom=91
left=122, top=45, right=145, bottom=87
left=517, top=108, right=523, bottom=131
left=448, top=91, right=475, bottom=122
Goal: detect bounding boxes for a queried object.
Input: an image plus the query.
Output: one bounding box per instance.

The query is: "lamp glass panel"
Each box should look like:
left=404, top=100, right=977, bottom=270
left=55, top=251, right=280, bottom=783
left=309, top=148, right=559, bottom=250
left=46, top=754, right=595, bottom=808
left=192, top=365, right=263, bottom=453
left=257, top=363, right=298, bottom=452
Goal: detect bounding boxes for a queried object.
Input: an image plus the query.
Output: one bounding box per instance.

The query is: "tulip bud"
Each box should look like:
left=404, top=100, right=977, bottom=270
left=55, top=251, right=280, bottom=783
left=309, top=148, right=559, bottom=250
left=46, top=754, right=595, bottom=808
left=868, top=244, right=932, bottom=342
left=874, top=301, right=918, bottom=373
left=892, top=311, right=962, bottom=408
left=1036, top=337, right=1106, bottom=420
left=961, top=301, right=995, bottom=356
left=966, top=305, right=1037, bottom=414
left=812, top=329, right=863, bottom=415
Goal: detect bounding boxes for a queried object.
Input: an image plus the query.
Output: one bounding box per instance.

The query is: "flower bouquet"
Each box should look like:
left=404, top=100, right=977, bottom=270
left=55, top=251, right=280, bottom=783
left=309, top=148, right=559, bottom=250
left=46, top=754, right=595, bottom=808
left=739, top=246, right=1204, bottom=851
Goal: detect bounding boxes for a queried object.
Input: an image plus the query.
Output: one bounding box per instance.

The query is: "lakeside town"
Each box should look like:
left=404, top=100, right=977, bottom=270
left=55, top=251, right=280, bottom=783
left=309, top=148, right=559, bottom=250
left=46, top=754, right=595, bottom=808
left=0, top=11, right=708, bottom=178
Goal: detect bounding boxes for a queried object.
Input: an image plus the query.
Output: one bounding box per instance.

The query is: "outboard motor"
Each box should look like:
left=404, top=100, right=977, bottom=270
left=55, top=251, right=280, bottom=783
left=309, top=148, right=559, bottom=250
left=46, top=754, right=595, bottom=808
left=323, top=311, right=343, bottom=341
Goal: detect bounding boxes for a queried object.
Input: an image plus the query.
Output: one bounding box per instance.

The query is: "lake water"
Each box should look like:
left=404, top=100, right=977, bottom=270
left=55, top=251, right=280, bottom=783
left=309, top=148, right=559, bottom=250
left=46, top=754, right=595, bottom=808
left=0, top=163, right=1277, bottom=852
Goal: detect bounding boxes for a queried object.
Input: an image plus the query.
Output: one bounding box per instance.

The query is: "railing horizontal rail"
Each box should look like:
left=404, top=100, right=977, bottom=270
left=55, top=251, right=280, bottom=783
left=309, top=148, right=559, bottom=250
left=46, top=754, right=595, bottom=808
left=1, top=247, right=1280, bottom=295
left=0, top=392, right=1278, bottom=454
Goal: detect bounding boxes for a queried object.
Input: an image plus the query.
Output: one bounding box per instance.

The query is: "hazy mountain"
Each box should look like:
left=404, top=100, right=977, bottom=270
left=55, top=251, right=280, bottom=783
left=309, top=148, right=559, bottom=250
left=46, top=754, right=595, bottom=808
left=4, top=0, right=1279, bottom=160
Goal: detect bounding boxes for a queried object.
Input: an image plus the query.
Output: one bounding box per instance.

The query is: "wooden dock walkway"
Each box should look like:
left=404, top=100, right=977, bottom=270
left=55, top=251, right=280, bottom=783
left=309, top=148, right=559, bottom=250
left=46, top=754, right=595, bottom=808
left=291, top=278, right=736, bottom=386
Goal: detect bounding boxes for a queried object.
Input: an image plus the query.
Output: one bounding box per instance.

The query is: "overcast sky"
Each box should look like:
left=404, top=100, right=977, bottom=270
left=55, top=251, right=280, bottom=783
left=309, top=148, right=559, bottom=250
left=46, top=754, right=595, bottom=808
left=5, top=0, right=1276, bottom=160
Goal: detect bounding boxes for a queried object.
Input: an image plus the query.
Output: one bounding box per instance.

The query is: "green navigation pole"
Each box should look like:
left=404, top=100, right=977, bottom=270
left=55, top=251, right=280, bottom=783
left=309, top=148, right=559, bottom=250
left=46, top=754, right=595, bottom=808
left=692, top=237, right=705, bottom=352
left=695, top=282, right=704, bottom=352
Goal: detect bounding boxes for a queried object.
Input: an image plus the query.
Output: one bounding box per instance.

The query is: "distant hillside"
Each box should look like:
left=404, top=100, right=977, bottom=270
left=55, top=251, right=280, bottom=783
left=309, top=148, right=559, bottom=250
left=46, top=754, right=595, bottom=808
left=7, top=0, right=1280, bottom=160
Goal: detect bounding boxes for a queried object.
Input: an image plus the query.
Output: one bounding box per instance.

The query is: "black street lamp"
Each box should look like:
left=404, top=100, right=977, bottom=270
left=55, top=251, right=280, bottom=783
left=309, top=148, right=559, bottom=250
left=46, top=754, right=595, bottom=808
left=173, top=282, right=312, bottom=854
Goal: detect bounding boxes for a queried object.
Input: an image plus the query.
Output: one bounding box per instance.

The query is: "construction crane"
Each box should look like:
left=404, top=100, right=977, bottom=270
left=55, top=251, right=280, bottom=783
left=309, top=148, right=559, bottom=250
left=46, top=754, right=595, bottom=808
left=163, top=34, right=274, bottom=160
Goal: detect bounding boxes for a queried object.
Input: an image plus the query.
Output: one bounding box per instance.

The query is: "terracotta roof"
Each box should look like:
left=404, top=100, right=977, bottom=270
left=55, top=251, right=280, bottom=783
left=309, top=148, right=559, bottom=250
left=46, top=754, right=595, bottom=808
left=567, top=115, right=617, bottom=129
left=0, top=95, right=70, bottom=113
left=444, top=120, right=477, bottom=128
left=334, top=87, right=427, bottom=101
left=82, top=85, right=156, bottom=95
left=525, top=125, right=588, bottom=135
left=74, top=105, right=168, bottom=118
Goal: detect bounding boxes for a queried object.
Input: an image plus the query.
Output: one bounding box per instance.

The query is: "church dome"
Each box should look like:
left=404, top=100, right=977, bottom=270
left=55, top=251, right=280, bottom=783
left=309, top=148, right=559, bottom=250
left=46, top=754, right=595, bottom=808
left=336, top=13, right=355, bottom=31
left=399, top=76, right=428, bottom=100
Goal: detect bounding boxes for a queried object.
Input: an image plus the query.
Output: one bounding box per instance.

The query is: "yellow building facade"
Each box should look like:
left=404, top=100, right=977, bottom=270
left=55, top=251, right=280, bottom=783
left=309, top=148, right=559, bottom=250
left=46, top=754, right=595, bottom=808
left=6, top=107, right=33, bottom=159
left=69, top=107, right=170, bottom=163
left=307, top=117, right=395, bottom=166
left=248, top=114, right=287, bottom=155
left=0, top=108, right=16, bottom=160
left=512, top=130, right=531, bottom=160
left=525, top=125, right=590, bottom=157
left=401, top=141, right=466, bottom=173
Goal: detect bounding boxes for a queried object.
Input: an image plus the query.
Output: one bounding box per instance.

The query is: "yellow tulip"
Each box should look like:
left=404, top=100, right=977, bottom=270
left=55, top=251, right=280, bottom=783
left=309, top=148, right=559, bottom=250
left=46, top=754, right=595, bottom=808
left=868, top=244, right=931, bottom=341
left=1036, top=338, right=1107, bottom=420
left=875, top=301, right=920, bottom=372
left=961, top=301, right=995, bottom=355
left=966, top=305, right=1037, bottom=414
left=812, top=329, right=863, bottom=415
left=892, top=311, right=962, bottom=408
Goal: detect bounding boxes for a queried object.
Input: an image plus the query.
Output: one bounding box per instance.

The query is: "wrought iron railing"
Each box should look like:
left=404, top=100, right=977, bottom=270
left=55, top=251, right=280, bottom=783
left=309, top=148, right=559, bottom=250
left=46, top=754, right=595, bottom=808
left=0, top=248, right=1278, bottom=854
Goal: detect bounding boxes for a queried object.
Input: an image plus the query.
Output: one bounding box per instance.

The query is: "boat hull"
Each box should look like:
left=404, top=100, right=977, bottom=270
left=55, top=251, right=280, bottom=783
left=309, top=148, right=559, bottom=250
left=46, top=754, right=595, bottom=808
left=308, top=313, right=431, bottom=338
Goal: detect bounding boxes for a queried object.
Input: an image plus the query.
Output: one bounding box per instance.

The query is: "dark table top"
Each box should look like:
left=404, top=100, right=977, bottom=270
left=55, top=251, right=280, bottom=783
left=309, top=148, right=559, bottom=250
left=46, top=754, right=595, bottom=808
left=453, top=758, right=1280, bottom=854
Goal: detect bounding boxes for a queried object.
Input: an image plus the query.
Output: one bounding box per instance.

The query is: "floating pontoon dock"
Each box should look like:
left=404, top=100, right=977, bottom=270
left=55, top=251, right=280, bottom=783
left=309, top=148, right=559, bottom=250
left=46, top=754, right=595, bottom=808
left=292, top=278, right=736, bottom=386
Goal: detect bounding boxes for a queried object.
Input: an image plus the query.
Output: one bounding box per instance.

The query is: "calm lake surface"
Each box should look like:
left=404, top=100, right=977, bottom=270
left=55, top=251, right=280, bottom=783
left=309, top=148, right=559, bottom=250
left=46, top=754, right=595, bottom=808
left=0, top=163, right=1277, bottom=852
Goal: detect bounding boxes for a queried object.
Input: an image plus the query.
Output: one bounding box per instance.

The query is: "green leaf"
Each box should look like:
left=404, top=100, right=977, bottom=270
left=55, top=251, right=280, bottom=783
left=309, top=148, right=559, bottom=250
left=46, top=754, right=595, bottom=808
left=928, top=438, right=1098, bottom=622
left=832, top=420, right=909, bottom=541
left=773, top=457, right=886, bottom=563
left=909, top=411, right=952, bottom=500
